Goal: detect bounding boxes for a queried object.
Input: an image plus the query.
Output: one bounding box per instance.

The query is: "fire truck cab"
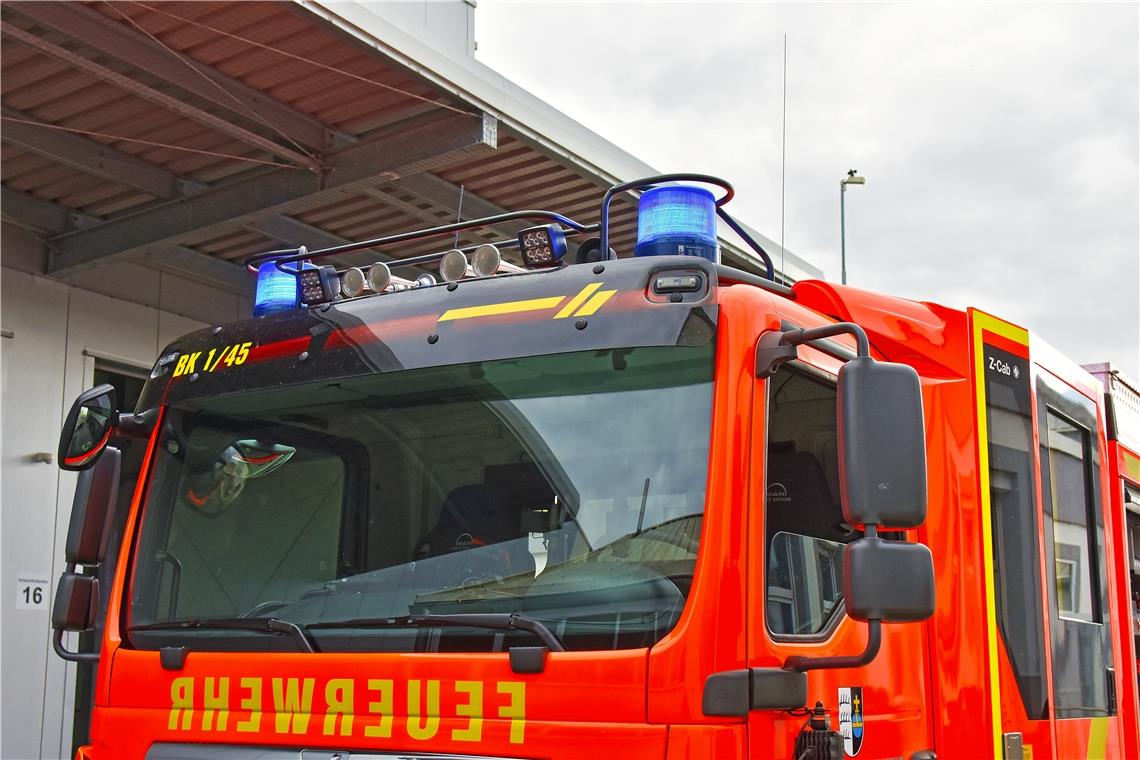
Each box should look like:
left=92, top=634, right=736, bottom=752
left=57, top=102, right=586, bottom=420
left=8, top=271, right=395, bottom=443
left=50, top=175, right=1140, bottom=759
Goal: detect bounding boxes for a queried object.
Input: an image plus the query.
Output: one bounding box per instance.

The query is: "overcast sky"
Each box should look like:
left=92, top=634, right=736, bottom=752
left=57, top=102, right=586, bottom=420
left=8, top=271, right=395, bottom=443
left=475, top=2, right=1139, bottom=378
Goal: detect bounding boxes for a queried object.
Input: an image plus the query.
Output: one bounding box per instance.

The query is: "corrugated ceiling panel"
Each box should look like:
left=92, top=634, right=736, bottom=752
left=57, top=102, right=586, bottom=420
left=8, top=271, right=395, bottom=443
left=3, top=1, right=655, bottom=281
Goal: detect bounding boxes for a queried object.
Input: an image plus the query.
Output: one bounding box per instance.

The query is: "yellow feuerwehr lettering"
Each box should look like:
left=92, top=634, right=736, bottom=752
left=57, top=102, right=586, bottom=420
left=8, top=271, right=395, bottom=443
left=168, top=677, right=194, bottom=730
left=202, top=676, right=230, bottom=731
left=272, top=677, right=314, bottom=734
left=236, top=677, right=263, bottom=732
left=323, top=679, right=354, bottom=737
left=452, top=680, right=483, bottom=742
left=406, top=679, right=441, bottom=740
left=363, top=679, right=394, bottom=738
left=497, top=681, right=526, bottom=744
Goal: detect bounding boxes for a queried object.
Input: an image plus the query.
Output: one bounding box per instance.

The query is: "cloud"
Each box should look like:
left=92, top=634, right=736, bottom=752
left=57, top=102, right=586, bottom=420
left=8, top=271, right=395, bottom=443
left=476, top=1, right=1139, bottom=377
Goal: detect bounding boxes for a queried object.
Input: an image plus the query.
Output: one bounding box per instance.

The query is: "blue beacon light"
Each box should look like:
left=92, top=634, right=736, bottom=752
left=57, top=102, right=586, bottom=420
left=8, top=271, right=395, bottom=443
left=253, top=260, right=302, bottom=316
left=634, top=184, right=719, bottom=262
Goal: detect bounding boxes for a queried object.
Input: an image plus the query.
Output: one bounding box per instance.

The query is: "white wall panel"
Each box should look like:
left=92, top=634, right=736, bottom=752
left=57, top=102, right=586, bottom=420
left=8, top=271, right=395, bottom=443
left=41, top=287, right=163, bottom=759
left=1, top=270, right=71, bottom=760
left=2, top=266, right=224, bottom=759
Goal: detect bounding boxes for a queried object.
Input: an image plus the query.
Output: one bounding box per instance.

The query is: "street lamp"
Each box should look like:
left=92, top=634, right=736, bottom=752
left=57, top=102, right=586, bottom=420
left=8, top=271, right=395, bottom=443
left=840, top=169, right=865, bottom=285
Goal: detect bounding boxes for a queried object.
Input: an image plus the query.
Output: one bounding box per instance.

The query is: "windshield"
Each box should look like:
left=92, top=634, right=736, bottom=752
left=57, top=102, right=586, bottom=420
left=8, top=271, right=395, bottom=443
left=129, top=344, right=714, bottom=653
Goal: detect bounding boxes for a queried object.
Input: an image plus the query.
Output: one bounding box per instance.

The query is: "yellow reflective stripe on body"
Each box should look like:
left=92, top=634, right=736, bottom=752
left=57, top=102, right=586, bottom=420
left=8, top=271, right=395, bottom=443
left=438, top=296, right=565, bottom=322
left=572, top=290, right=617, bottom=317
left=1087, top=716, right=1108, bottom=759
left=971, top=310, right=1031, bottom=760
left=439, top=283, right=620, bottom=323
left=553, top=283, right=603, bottom=319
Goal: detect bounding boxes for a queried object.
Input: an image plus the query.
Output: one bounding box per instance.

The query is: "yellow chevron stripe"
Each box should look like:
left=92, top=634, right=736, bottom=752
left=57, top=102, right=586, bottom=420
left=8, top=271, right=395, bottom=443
left=438, top=296, right=565, bottom=322
left=573, top=289, right=617, bottom=317
left=553, top=283, right=602, bottom=319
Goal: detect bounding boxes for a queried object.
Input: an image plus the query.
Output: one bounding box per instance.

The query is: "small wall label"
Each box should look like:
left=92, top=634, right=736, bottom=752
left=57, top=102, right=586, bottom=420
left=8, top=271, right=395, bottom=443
left=16, top=574, right=49, bottom=610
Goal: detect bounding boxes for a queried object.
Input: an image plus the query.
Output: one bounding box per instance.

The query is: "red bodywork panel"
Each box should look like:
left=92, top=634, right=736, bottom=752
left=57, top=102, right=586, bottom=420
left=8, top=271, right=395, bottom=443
left=77, top=275, right=1139, bottom=759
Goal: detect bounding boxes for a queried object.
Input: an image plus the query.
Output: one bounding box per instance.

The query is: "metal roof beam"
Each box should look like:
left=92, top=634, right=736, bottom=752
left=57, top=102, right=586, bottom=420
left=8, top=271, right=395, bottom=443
left=45, top=112, right=497, bottom=276
left=395, top=172, right=511, bottom=220
left=7, top=2, right=348, bottom=152
left=392, top=172, right=578, bottom=261
left=1, top=107, right=205, bottom=199
left=0, top=21, right=321, bottom=172
left=244, top=214, right=359, bottom=253
left=141, top=246, right=251, bottom=294
left=360, top=187, right=453, bottom=228
left=0, top=187, right=100, bottom=234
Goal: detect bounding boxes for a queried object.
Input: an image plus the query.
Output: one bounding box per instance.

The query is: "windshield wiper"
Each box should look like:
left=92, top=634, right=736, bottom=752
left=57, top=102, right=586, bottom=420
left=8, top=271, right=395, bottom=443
left=129, top=617, right=316, bottom=653
left=307, top=612, right=565, bottom=652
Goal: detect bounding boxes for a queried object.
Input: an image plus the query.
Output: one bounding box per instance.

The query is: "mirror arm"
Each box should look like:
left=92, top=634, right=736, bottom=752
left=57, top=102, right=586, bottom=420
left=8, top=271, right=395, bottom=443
left=756, top=321, right=871, bottom=378
left=116, top=408, right=158, bottom=439
left=53, top=628, right=99, bottom=663
left=780, top=323, right=870, bottom=358
left=783, top=619, right=882, bottom=673
left=783, top=525, right=882, bottom=673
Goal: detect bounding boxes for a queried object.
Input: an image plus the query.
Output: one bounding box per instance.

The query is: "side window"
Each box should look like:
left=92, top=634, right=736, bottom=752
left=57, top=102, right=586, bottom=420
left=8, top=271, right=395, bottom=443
left=1044, top=411, right=1102, bottom=623
left=765, top=367, right=853, bottom=636
left=1037, top=371, right=1113, bottom=717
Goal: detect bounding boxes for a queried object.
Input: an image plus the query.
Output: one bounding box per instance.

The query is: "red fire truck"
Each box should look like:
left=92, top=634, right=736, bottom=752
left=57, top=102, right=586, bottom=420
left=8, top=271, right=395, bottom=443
left=51, top=174, right=1139, bottom=759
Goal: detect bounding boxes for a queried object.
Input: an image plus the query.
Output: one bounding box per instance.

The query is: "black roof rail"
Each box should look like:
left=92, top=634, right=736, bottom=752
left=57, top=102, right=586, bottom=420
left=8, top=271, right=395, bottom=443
left=715, top=263, right=794, bottom=297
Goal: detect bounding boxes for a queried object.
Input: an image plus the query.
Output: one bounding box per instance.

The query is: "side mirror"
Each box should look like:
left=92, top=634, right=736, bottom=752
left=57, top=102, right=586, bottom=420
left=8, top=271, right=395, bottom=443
left=52, top=572, right=99, bottom=632
left=65, top=447, right=121, bottom=565
left=837, top=356, right=926, bottom=528
left=762, top=323, right=935, bottom=676
left=52, top=447, right=120, bottom=663
left=58, top=384, right=118, bottom=471
left=844, top=536, right=934, bottom=622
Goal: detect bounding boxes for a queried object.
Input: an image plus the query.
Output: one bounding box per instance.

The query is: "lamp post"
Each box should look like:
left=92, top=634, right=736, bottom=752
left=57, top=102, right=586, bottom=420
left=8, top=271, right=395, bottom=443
left=840, top=169, right=865, bottom=285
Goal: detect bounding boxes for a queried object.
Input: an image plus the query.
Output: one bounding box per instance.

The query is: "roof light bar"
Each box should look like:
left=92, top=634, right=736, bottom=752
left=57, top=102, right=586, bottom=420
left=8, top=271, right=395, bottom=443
left=245, top=210, right=594, bottom=273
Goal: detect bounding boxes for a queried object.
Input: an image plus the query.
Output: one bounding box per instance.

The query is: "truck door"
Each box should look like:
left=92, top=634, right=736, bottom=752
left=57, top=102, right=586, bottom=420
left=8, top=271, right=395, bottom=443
left=746, top=350, right=935, bottom=758
left=1035, top=366, right=1124, bottom=757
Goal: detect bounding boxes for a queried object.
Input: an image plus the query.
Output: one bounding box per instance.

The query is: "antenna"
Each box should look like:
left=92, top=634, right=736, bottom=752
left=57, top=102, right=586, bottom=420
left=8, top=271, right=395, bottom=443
left=780, top=33, right=787, bottom=282
left=452, top=184, right=466, bottom=248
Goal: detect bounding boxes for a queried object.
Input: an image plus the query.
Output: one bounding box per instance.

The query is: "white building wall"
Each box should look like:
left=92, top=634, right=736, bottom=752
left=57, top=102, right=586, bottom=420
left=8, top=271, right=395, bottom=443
left=353, top=0, right=476, bottom=59
left=0, top=257, right=244, bottom=759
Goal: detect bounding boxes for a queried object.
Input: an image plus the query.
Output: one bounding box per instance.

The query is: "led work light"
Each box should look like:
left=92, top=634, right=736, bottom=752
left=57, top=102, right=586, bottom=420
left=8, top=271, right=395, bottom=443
left=634, top=184, right=719, bottom=262
left=517, top=225, right=567, bottom=268
left=298, top=265, right=339, bottom=305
